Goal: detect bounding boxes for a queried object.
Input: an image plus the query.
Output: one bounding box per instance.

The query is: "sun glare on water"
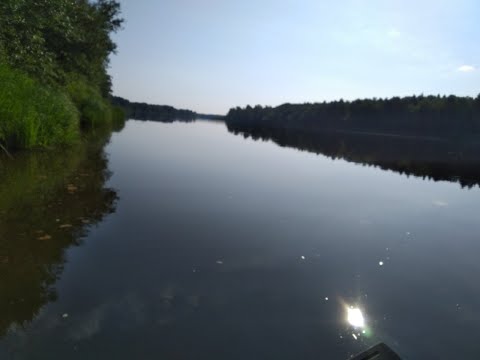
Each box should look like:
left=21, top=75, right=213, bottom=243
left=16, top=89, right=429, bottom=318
left=347, top=307, right=365, bottom=328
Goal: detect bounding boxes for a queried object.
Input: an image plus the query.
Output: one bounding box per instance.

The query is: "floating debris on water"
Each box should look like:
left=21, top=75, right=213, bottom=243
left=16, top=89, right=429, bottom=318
left=352, top=333, right=358, bottom=340
left=37, top=234, right=52, bottom=241
left=59, top=224, right=73, bottom=229
left=216, top=260, right=223, bottom=265
left=62, top=313, right=69, bottom=319
left=325, top=297, right=329, bottom=301
left=379, top=261, right=384, bottom=266
left=67, top=184, right=78, bottom=192
left=300, top=255, right=306, bottom=260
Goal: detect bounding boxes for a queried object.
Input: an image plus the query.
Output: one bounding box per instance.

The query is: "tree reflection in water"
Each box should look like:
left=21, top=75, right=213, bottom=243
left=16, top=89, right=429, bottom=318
left=0, top=129, right=118, bottom=337
left=227, top=124, right=480, bottom=188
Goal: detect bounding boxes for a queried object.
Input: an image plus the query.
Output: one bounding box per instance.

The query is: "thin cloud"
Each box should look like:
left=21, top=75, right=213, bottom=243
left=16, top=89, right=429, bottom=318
left=457, top=65, right=475, bottom=72
left=433, top=200, right=448, bottom=207
left=387, top=28, right=401, bottom=38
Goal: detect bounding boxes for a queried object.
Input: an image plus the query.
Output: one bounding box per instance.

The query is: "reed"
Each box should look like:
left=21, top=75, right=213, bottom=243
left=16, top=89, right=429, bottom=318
left=0, top=63, right=80, bottom=150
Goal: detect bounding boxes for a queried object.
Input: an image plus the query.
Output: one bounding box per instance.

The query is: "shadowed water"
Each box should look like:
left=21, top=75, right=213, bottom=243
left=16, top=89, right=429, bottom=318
left=1, top=120, right=480, bottom=359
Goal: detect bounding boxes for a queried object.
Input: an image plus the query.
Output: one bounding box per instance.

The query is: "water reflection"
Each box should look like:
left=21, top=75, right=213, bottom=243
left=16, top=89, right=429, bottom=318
left=226, top=124, right=480, bottom=188
left=0, top=129, right=118, bottom=337
left=1, top=120, right=480, bottom=359
left=347, top=307, right=365, bottom=328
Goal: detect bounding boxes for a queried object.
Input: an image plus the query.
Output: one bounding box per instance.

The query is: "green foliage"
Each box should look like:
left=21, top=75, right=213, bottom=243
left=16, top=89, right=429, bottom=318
left=0, top=63, right=79, bottom=150
left=0, top=0, right=124, bottom=150
left=0, top=0, right=123, bottom=94
left=110, top=105, right=127, bottom=132
left=65, top=78, right=127, bottom=130
left=66, top=77, right=112, bottom=128
left=111, top=105, right=126, bottom=123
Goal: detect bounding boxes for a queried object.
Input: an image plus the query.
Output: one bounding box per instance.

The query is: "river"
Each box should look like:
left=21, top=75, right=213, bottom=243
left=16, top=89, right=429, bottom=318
left=1, top=119, right=480, bottom=359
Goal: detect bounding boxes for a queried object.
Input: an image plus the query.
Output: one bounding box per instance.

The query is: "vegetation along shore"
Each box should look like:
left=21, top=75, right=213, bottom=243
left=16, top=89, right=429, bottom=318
left=0, top=0, right=125, bottom=152
left=226, top=95, right=480, bottom=140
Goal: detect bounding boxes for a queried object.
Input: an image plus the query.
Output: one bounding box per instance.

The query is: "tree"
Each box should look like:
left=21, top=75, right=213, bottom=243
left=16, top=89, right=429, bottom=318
left=0, top=0, right=123, bottom=95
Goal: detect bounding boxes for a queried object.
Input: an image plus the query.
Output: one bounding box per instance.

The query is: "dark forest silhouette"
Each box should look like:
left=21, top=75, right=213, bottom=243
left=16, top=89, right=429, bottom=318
left=112, top=96, right=225, bottom=122
left=226, top=95, right=480, bottom=139
left=225, top=95, right=480, bottom=187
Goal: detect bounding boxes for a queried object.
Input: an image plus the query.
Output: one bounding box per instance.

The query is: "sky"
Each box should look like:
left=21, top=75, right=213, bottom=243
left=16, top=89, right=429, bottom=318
left=109, top=0, right=480, bottom=114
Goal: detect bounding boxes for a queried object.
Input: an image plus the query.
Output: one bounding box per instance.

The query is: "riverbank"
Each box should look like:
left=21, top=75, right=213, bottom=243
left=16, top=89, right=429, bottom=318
left=0, top=62, right=125, bottom=152
left=0, top=0, right=124, bottom=152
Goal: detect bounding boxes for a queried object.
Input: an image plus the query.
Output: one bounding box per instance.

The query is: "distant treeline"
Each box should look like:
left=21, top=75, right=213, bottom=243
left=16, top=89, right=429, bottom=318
left=112, top=96, right=225, bottom=122
left=227, top=123, right=480, bottom=188
left=226, top=95, right=480, bottom=139
left=112, top=96, right=195, bottom=122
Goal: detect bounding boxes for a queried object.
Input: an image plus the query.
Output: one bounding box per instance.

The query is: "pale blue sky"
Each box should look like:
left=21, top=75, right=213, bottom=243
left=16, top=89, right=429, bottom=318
left=109, top=0, right=479, bottom=114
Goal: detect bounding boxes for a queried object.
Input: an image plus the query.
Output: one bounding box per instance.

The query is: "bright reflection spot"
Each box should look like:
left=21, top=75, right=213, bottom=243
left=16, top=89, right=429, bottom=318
left=347, top=307, right=365, bottom=328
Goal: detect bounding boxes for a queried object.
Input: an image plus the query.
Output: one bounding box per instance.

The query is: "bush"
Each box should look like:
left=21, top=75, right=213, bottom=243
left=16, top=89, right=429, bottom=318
left=111, top=105, right=126, bottom=132
left=0, top=63, right=79, bottom=150
left=65, top=77, right=113, bottom=128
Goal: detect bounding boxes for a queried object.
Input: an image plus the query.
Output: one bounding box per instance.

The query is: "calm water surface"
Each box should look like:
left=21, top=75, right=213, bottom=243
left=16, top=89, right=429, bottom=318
left=1, top=120, right=480, bottom=359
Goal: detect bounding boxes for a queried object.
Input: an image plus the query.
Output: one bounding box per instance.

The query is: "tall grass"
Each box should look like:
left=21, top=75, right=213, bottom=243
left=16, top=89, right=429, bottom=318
left=0, top=63, right=125, bottom=151
left=111, top=105, right=127, bottom=132
left=0, top=63, right=80, bottom=150
left=66, top=77, right=114, bottom=128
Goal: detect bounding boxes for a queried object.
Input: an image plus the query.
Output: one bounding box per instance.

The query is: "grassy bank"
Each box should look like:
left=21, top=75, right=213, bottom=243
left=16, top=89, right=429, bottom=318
left=66, top=77, right=125, bottom=129
left=0, top=63, right=79, bottom=150
left=0, top=63, right=125, bottom=152
left=0, top=0, right=124, bottom=152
